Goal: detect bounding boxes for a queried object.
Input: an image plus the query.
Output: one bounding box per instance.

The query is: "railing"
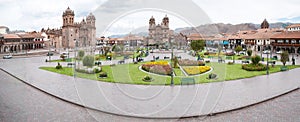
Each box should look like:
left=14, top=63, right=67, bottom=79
left=271, top=43, right=300, bottom=47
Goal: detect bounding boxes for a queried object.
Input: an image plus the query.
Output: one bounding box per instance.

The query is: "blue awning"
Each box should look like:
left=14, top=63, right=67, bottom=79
left=223, top=41, right=229, bottom=45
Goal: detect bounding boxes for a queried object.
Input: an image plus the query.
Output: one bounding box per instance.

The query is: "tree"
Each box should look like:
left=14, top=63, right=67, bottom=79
left=280, top=51, right=289, bottom=66
left=235, top=45, right=243, bottom=55
left=247, top=49, right=252, bottom=56
left=251, top=55, right=261, bottom=65
left=82, top=55, right=94, bottom=67
left=60, top=54, right=66, bottom=61
left=78, top=50, right=85, bottom=59
left=190, top=40, right=205, bottom=52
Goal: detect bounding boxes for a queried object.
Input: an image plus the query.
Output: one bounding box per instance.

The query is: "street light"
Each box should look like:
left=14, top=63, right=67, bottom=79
left=266, top=51, right=269, bottom=75
left=169, top=36, right=174, bottom=86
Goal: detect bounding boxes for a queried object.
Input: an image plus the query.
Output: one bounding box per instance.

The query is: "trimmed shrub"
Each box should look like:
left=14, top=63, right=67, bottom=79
left=55, top=63, right=62, bottom=69
left=142, top=75, right=153, bottom=82
left=242, top=63, right=267, bottom=71
left=83, top=55, right=94, bottom=67
left=251, top=55, right=261, bottom=65
left=247, top=50, right=252, bottom=56
left=228, top=62, right=234, bottom=65
left=99, top=72, right=108, bottom=78
left=78, top=50, right=85, bottom=59
left=208, top=73, right=217, bottom=79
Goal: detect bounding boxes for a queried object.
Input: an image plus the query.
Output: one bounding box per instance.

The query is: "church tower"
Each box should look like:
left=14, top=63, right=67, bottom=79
left=261, top=19, right=269, bottom=29
left=162, top=15, right=169, bottom=28
left=62, top=7, right=77, bottom=49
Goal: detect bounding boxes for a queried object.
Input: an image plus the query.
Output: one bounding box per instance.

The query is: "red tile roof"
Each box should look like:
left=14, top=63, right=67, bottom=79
left=271, top=31, right=300, bottom=39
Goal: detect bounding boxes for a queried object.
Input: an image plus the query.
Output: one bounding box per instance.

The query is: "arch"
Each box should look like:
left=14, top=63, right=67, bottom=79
left=4, top=46, right=9, bottom=52
left=297, top=48, right=300, bottom=54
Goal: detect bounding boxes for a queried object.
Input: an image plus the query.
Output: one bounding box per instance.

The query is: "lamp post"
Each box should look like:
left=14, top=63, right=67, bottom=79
left=74, top=39, right=78, bottom=78
left=266, top=51, right=269, bottom=75
left=48, top=40, right=51, bottom=62
left=169, top=36, right=174, bottom=86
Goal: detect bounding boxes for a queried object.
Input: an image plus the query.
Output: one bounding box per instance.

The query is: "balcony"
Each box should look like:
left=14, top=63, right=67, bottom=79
left=271, top=43, right=300, bottom=47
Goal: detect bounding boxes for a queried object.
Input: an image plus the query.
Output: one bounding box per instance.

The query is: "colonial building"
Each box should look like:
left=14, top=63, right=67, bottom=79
left=0, top=33, right=45, bottom=53
left=286, top=24, right=300, bottom=32
left=271, top=29, right=300, bottom=54
left=61, top=7, right=96, bottom=49
left=147, top=15, right=172, bottom=48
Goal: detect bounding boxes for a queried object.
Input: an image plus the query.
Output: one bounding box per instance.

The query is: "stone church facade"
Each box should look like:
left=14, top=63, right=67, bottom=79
left=62, top=7, right=96, bottom=49
left=147, top=15, right=172, bottom=47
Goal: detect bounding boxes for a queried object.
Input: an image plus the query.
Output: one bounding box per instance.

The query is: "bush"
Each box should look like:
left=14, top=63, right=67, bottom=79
left=78, top=50, right=85, bottom=59
left=142, top=75, right=153, bottom=82
left=247, top=50, right=252, bottom=56
left=55, top=63, right=62, bottom=69
left=204, top=52, right=209, bottom=55
left=251, top=55, right=261, bottom=65
left=242, top=63, right=267, bottom=71
left=60, top=54, right=66, bottom=61
left=83, top=55, right=94, bottom=67
left=228, top=62, right=234, bottom=65
left=99, top=72, right=108, bottom=78
left=205, top=60, right=210, bottom=63
left=178, top=59, right=205, bottom=66
left=208, top=73, right=217, bottom=79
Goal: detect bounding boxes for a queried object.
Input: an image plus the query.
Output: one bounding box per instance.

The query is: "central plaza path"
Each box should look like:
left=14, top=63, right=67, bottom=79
left=0, top=53, right=299, bottom=118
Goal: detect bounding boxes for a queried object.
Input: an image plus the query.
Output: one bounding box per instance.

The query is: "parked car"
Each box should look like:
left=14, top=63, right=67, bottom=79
left=46, top=52, right=54, bottom=56
left=263, top=50, right=270, bottom=54
left=3, top=54, right=12, bottom=59
left=239, top=51, right=246, bottom=55
left=276, top=50, right=282, bottom=54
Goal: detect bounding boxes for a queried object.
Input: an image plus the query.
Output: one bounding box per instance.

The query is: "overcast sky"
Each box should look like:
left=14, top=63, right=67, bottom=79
left=1, top=0, right=300, bottom=37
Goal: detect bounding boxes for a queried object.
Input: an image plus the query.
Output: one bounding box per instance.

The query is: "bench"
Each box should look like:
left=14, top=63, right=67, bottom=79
left=176, top=56, right=182, bottom=59
left=241, top=60, right=250, bottom=64
left=67, top=62, right=75, bottom=67
left=218, top=59, right=225, bottom=63
left=280, top=66, right=288, bottom=71
left=164, top=56, right=170, bottom=59
left=155, top=56, right=159, bottom=60
left=138, top=58, right=144, bottom=62
left=118, top=60, right=125, bottom=64
left=180, top=78, right=195, bottom=85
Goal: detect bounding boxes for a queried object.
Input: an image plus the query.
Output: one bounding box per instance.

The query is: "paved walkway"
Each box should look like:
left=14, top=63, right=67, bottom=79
left=0, top=53, right=300, bottom=118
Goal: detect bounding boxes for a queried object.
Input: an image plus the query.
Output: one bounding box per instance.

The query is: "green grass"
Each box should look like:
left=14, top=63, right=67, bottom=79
left=40, top=62, right=300, bottom=85
left=49, top=58, right=73, bottom=62
left=173, top=68, right=185, bottom=76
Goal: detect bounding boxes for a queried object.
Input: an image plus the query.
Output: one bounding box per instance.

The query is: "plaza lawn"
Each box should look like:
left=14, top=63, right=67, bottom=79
left=48, top=58, right=73, bottom=62
left=39, top=62, right=300, bottom=85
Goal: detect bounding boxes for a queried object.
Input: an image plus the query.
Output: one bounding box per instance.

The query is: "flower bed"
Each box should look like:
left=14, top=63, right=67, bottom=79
left=242, top=63, right=267, bottom=71
left=141, top=61, right=172, bottom=75
left=182, top=66, right=211, bottom=75
left=178, top=59, right=205, bottom=66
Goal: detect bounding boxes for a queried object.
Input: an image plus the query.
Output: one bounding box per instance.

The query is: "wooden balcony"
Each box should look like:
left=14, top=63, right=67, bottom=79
left=271, top=43, right=300, bottom=47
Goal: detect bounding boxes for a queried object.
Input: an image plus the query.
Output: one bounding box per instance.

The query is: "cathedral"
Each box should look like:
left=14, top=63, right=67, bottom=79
left=62, top=7, right=96, bottom=49
left=147, top=15, right=172, bottom=47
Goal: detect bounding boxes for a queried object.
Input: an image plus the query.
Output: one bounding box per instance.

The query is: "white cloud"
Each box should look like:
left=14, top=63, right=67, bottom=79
left=0, top=0, right=299, bottom=36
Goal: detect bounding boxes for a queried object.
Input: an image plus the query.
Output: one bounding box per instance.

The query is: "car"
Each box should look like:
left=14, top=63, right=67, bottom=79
left=239, top=51, right=246, bottom=55
left=276, top=50, right=282, bottom=54
left=3, top=54, right=12, bottom=59
left=46, top=52, right=54, bottom=56
left=263, top=50, right=270, bottom=54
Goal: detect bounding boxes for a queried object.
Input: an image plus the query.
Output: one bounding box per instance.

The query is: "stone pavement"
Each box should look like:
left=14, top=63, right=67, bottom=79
left=0, top=53, right=300, bottom=118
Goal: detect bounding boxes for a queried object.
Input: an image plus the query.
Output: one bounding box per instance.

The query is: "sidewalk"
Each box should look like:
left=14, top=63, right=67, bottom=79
left=0, top=55, right=299, bottom=118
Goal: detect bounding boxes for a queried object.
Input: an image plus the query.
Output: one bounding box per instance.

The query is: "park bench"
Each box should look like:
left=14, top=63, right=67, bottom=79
left=138, top=58, right=144, bottom=62
left=67, top=62, right=75, bottom=67
left=118, top=60, right=125, bottom=64
left=218, top=58, right=225, bottom=63
left=155, top=56, right=159, bottom=60
left=176, top=56, right=182, bottom=59
left=180, top=78, right=195, bottom=85
left=280, top=66, right=288, bottom=71
left=164, top=56, right=170, bottom=59
left=242, top=60, right=250, bottom=64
